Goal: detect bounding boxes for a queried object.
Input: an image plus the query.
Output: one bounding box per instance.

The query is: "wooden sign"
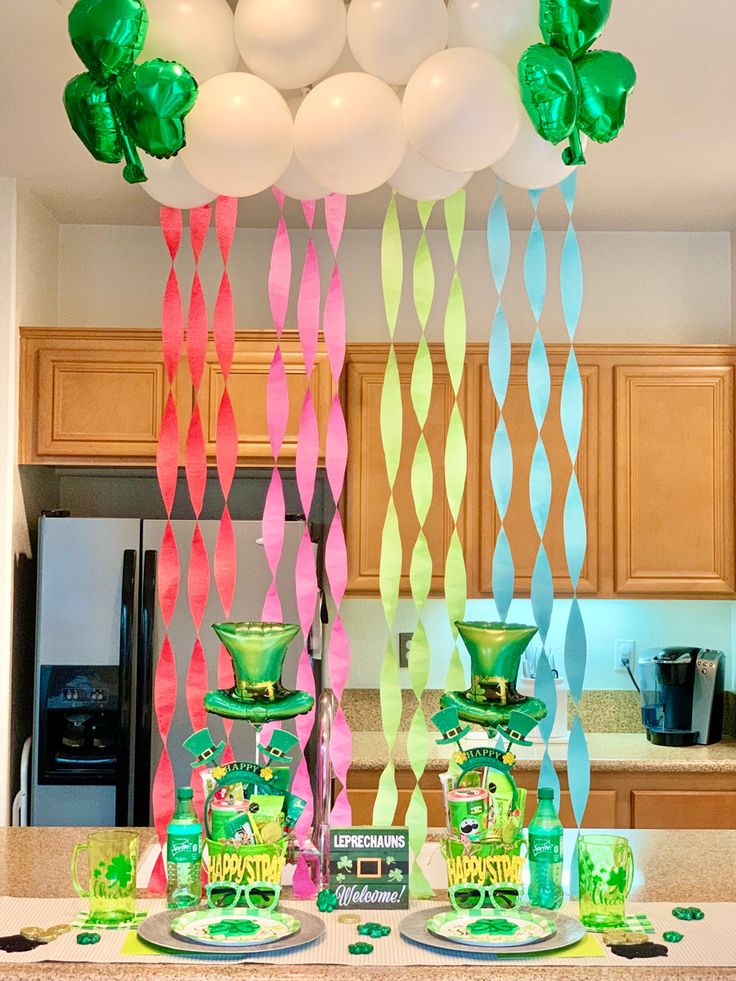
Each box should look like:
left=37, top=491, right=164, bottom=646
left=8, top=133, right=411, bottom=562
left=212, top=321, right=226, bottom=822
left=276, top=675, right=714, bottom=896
left=328, top=827, right=409, bottom=909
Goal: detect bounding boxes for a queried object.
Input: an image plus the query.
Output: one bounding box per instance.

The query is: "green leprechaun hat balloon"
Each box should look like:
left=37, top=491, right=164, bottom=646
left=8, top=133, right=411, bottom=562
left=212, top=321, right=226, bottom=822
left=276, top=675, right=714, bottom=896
left=440, top=621, right=547, bottom=728
left=205, top=621, right=314, bottom=725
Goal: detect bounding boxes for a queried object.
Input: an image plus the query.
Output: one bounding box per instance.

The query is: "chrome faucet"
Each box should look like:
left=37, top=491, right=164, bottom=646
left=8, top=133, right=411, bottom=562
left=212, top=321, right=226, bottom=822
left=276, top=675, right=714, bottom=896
left=290, top=687, right=336, bottom=890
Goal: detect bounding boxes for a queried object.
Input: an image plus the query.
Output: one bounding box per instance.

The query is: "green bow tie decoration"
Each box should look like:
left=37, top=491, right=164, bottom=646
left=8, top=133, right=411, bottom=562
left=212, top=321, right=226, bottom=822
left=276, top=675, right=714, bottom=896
left=63, top=0, right=198, bottom=184
left=518, top=0, right=636, bottom=166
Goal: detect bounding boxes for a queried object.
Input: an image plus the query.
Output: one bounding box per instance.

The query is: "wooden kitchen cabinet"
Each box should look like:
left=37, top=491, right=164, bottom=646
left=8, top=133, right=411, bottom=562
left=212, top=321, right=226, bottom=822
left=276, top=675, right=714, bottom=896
left=344, top=346, right=466, bottom=595
left=19, top=328, right=334, bottom=466
left=347, top=766, right=736, bottom=830
left=614, top=364, right=735, bottom=594
left=472, top=351, right=600, bottom=596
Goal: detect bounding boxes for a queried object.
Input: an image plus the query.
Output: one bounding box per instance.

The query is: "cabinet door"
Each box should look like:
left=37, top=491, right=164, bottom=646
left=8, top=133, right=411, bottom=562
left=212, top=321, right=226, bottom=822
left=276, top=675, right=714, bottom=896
left=345, top=349, right=463, bottom=595
left=614, top=366, right=735, bottom=594
left=631, top=790, right=736, bottom=829
left=20, top=331, right=179, bottom=464
left=475, top=355, right=599, bottom=595
left=199, top=341, right=333, bottom=465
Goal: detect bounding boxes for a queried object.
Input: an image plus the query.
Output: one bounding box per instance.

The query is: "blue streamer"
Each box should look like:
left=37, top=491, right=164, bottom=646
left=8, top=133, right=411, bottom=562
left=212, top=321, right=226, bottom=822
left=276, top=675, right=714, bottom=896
left=487, top=183, right=513, bottom=621
left=559, top=172, right=590, bottom=855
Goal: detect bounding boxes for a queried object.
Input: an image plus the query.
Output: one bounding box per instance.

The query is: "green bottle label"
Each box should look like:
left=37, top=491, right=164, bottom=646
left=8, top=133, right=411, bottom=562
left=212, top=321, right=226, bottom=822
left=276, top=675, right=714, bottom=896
left=168, top=835, right=201, bottom=864
left=529, top=833, right=562, bottom=864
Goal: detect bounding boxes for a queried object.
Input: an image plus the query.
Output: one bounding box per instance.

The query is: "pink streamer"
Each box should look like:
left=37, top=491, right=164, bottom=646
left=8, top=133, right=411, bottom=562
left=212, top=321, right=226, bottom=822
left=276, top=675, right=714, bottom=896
left=323, top=194, right=352, bottom=827
left=150, top=208, right=183, bottom=893
left=262, top=192, right=292, bottom=625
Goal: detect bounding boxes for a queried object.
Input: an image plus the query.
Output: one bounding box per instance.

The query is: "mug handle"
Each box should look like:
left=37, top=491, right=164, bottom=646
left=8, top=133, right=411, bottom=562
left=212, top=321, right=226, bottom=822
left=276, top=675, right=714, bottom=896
left=624, top=842, right=635, bottom=898
left=71, top=842, right=89, bottom=898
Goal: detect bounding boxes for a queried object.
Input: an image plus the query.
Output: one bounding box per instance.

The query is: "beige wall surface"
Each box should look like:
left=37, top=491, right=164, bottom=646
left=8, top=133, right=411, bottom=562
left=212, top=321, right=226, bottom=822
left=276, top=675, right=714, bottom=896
left=57, top=224, right=732, bottom=345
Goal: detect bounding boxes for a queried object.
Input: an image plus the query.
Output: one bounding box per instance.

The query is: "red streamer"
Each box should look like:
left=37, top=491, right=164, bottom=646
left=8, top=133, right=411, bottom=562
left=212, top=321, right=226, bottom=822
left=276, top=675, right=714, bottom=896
left=150, top=209, right=184, bottom=893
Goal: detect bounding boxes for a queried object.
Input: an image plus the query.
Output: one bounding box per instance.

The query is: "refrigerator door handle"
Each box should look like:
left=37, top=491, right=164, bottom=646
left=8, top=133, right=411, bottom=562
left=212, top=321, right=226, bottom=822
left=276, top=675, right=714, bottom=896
left=133, top=549, right=157, bottom=826
left=115, top=549, right=137, bottom=827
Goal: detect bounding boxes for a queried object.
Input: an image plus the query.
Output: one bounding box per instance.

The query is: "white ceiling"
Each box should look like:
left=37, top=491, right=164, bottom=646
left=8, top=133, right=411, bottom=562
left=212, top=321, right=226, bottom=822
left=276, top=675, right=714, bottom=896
left=1, top=0, right=734, bottom=230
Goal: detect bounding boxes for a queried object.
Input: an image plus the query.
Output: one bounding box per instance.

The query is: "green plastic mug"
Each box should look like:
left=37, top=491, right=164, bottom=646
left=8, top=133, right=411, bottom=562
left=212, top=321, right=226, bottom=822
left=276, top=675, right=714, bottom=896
left=71, top=830, right=138, bottom=925
left=578, top=834, right=634, bottom=929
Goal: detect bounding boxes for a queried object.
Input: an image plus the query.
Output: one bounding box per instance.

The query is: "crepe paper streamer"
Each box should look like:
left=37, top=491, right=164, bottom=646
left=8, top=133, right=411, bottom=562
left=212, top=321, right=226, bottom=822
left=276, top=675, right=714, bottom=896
left=559, top=174, right=590, bottom=848
left=150, top=207, right=184, bottom=894
left=323, top=193, right=352, bottom=830
left=291, top=199, right=321, bottom=898
left=212, top=197, right=239, bottom=763
left=372, top=194, right=403, bottom=829
left=406, top=200, right=436, bottom=900
left=486, top=185, right=514, bottom=621
left=443, top=190, right=468, bottom=693
left=184, top=204, right=213, bottom=817
left=262, top=190, right=291, bottom=626
left=524, top=189, right=560, bottom=806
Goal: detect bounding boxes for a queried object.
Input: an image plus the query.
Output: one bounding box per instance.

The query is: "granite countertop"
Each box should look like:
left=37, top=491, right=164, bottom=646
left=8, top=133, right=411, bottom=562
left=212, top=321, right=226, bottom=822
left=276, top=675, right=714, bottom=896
left=1, top=827, right=735, bottom=980
left=349, top=731, right=736, bottom=773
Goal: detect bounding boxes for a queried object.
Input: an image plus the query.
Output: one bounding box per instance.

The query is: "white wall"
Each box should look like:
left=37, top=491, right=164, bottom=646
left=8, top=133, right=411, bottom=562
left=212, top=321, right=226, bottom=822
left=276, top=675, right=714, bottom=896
left=343, top=597, right=735, bottom=691
left=57, top=224, right=733, bottom=345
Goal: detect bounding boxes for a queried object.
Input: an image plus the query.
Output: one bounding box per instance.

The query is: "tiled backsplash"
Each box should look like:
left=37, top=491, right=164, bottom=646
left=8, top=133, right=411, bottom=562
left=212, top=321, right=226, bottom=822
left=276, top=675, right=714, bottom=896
left=342, top=688, right=736, bottom=738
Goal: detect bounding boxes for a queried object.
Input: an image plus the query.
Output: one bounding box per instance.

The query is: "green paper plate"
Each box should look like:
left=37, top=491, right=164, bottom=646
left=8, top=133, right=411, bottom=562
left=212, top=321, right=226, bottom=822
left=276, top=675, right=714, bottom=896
left=426, top=908, right=556, bottom=948
left=170, top=908, right=300, bottom=948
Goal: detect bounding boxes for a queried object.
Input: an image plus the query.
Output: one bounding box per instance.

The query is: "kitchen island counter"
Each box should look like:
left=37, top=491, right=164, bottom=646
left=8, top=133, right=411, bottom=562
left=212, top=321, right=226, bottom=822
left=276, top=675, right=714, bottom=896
left=0, top=827, right=734, bottom=979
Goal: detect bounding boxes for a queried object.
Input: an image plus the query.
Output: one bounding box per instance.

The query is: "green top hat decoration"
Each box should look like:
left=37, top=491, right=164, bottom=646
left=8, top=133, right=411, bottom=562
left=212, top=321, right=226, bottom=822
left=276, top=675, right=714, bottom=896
left=495, top=710, right=538, bottom=748
left=182, top=727, right=226, bottom=769
left=204, top=621, right=315, bottom=726
left=440, top=621, right=547, bottom=728
left=432, top=707, right=471, bottom=747
left=261, top=728, right=299, bottom=764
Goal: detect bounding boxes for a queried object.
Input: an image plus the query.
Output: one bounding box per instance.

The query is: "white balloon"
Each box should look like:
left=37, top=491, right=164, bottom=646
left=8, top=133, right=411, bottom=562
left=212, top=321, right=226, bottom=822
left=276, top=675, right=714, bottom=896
left=294, top=73, right=406, bottom=196
left=389, top=145, right=472, bottom=201
left=140, top=153, right=217, bottom=208
left=447, top=0, right=542, bottom=69
left=275, top=97, right=330, bottom=201
left=140, top=0, right=239, bottom=83
left=347, top=0, right=448, bottom=86
left=403, top=47, right=521, bottom=172
left=492, top=113, right=587, bottom=189
left=234, top=0, right=346, bottom=90
left=181, top=73, right=293, bottom=197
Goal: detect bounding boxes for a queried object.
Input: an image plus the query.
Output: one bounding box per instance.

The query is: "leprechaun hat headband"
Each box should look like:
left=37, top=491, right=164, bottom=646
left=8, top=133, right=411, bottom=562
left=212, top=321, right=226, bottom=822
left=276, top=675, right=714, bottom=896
left=495, top=710, right=539, bottom=747
left=431, top=707, right=471, bottom=746
left=204, top=621, right=314, bottom=724
left=182, top=727, right=226, bottom=768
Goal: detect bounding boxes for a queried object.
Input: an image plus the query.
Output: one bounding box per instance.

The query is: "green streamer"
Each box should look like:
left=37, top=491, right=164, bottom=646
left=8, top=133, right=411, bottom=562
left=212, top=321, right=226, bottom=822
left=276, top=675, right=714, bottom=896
left=405, top=200, right=435, bottom=898
left=372, top=196, right=404, bottom=827
left=443, top=190, right=468, bottom=692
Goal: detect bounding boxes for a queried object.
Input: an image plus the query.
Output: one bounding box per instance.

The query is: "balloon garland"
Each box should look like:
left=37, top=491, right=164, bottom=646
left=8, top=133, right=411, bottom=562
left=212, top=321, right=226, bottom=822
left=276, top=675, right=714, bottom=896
left=64, top=0, right=635, bottom=196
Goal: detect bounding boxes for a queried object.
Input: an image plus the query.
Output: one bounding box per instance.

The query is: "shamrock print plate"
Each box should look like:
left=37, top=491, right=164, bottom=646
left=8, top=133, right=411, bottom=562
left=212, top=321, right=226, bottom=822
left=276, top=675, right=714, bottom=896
left=170, top=909, right=300, bottom=948
left=426, top=909, right=556, bottom=948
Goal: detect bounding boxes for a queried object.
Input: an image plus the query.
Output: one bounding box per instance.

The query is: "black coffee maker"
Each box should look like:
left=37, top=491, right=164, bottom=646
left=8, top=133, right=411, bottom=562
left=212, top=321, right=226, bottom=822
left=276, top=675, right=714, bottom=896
left=638, top=648, right=725, bottom=746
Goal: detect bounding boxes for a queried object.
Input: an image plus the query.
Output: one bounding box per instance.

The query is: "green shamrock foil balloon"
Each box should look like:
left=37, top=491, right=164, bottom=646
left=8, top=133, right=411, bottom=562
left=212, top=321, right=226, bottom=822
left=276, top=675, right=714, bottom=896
left=63, top=0, right=198, bottom=184
left=518, top=0, right=635, bottom=165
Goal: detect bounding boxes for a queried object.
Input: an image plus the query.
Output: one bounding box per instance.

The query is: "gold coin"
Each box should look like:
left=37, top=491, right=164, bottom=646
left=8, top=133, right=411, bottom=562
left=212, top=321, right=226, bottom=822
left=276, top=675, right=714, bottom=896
left=20, top=927, right=45, bottom=941
left=624, top=931, right=649, bottom=945
left=49, top=925, right=72, bottom=933
left=259, top=822, right=282, bottom=843
left=338, top=913, right=361, bottom=925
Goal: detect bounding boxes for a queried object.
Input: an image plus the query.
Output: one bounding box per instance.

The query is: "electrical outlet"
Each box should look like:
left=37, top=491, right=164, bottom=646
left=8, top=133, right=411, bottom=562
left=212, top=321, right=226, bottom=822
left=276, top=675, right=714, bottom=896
left=614, top=639, right=636, bottom=673
left=398, top=633, right=412, bottom=668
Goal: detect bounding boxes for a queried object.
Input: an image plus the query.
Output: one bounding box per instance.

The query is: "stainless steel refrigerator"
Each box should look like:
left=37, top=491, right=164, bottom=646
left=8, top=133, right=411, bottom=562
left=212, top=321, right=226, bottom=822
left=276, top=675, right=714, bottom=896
left=30, top=515, right=315, bottom=827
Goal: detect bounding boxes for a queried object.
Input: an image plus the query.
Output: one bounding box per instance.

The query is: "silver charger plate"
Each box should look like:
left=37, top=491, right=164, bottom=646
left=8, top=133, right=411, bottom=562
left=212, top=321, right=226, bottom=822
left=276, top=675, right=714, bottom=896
left=137, top=905, right=325, bottom=959
left=399, top=905, right=586, bottom=958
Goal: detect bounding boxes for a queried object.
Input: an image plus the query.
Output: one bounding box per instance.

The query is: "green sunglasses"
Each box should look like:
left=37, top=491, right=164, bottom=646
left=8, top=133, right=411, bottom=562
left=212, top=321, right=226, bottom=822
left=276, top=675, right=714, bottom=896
left=449, top=881, right=523, bottom=913
left=205, top=880, right=281, bottom=913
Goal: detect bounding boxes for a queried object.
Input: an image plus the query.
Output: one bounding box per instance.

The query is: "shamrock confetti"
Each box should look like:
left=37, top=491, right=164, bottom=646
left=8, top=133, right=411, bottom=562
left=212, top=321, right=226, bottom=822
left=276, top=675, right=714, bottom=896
left=358, top=922, right=391, bottom=939
left=348, top=942, right=374, bottom=955
left=672, top=907, right=705, bottom=921
left=317, top=889, right=338, bottom=913
left=76, top=932, right=101, bottom=945
left=663, top=931, right=684, bottom=943
left=64, top=0, right=197, bottom=184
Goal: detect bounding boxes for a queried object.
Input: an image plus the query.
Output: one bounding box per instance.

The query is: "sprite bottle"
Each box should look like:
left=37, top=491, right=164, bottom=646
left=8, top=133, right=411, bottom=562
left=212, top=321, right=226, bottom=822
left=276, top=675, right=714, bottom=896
left=166, top=786, right=202, bottom=908
left=527, top=787, right=563, bottom=910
